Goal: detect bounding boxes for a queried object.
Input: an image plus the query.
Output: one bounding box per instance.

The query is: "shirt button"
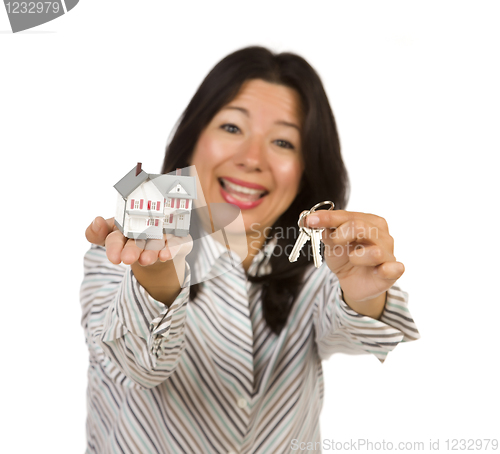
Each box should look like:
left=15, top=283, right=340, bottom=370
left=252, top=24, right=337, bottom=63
left=237, top=397, right=247, bottom=408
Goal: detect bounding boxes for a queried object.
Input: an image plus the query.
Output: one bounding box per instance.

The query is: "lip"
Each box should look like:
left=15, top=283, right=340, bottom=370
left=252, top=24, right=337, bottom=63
left=219, top=183, right=266, bottom=210
left=220, top=176, right=268, bottom=191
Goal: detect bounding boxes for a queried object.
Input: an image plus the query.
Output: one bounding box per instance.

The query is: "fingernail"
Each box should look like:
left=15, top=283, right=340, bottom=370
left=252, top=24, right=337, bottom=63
left=307, top=215, right=319, bottom=226
left=92, top=219, right=101, bottom=233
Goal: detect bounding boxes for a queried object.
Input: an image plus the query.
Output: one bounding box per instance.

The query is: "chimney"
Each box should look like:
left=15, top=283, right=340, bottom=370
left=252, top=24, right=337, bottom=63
left=176, top=168, right=182, bottom=176
left=135, top=162, right=142, bottom=176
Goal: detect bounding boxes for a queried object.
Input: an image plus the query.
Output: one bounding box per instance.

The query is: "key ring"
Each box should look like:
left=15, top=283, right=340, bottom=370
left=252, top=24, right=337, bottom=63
left=297, top=210, right=312, bottom=234
left=309, top=201, right=335, bottom=213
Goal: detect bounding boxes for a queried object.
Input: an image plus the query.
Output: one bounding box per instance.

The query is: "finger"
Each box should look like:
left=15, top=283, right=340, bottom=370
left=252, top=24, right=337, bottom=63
left=121, top=238, right=146, bottom=265
left=156, top=234, right=193, bottom=263
left=306, top=210, right=389, bottom=232
left=138, top=239, right=165, bottom=266
left=297, top=210, right=311, bottom=228
left=85, top=216, right=115, bottom=246
left=104, top=230, right=128, bottom=264
left=138, top=248, right=160, bottom=266
left=158, top=245, right=172, bottom=262
left=373, top=261, right=405, bottom=280
left=346, top=244, right=395, bottom=267
left=166, top=234, right=193, bottom=259
left=321, top=219, right=390, bottom=248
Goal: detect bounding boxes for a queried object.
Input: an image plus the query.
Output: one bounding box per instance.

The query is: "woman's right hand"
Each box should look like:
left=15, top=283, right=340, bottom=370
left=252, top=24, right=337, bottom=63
left=85, top=216, right=193, bottom=266
left=85, top=216, right=192, bottom=304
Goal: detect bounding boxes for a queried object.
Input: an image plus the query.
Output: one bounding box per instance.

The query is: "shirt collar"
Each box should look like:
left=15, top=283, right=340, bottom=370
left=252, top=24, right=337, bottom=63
left=187, top=229, right=277, bottom=285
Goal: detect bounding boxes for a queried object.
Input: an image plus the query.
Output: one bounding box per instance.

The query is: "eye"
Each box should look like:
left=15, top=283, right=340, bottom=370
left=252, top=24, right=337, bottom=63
left=274, top=139, right=295, bottom=150
left=221, top=123, right=240, bottom=134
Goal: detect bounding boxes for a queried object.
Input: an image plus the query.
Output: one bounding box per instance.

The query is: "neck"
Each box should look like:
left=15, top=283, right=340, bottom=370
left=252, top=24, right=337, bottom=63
left=242, top=230, right=267, bottom=272
left=194, top=208, right=270, bottom=272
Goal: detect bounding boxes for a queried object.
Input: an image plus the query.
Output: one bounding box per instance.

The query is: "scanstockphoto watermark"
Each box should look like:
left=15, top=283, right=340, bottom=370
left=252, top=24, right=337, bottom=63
left=2, top=0, right=80, bottom=33
left=291, top=438, right=499, bottom=451
left=249, top=222, right=380, bottom=258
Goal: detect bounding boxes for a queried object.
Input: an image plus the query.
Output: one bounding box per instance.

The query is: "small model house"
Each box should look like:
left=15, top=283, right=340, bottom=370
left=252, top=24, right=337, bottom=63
left=114, top=163, right=197, bottom=239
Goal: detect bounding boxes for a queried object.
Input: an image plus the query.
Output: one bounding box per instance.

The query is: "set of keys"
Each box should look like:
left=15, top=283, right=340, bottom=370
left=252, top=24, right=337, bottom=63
left=288, top=201, right=335, bottom=268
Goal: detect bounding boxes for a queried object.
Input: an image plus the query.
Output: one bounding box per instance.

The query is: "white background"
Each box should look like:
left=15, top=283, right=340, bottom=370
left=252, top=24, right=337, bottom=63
left=1, top=1, right=499, bottom=452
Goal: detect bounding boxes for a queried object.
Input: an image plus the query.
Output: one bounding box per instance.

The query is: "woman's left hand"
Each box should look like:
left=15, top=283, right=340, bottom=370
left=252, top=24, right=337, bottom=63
left=305, top=210, right=405, bottom=318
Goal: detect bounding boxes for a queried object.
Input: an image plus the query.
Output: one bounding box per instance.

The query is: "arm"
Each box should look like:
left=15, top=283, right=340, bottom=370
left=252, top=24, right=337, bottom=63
left=342, top=289, right=387, bottom=320
left=82, top=217, right=192, bottom=388
left=304, top=210, right=419, bottom=362
left=81, top=245, right=191, bottom=388
left=130, top=257, right=185, bottom=307
left=313, top=269, right=420, bottom=363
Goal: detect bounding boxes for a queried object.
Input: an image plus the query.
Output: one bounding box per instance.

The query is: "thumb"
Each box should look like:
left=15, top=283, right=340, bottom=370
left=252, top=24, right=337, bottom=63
left=85, top=216, right=114, bottom=246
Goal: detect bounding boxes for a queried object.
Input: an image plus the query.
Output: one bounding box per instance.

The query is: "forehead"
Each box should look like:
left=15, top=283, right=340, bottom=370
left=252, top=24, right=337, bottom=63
left=224, top=79, right=303, bottom=125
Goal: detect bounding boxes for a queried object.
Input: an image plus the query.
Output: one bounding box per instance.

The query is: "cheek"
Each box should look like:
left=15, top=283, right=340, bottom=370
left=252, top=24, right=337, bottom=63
left=193, top=133, right=231, bottom=165
left=273, top=159, right=303, bottom=194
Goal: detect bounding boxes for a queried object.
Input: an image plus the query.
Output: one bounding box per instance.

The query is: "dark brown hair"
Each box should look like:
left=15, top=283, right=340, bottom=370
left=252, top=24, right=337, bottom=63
left=162, top=46, right=349, bottom=335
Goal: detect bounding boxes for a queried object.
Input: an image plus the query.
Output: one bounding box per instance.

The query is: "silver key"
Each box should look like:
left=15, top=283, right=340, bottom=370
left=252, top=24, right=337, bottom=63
left=289, top=211, right=311, bottom=263
left=289, top=201, right=335, bottom=268
left=310, top=227, right=324, bottom=268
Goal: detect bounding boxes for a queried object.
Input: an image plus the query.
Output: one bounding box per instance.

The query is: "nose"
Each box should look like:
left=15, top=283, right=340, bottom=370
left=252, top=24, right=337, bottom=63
left=233, top=137, right=267, bottom=172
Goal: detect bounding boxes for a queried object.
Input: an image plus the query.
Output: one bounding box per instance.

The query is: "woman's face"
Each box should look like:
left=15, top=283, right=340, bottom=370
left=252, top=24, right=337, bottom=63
left=190, top=79, right=304, bottom=235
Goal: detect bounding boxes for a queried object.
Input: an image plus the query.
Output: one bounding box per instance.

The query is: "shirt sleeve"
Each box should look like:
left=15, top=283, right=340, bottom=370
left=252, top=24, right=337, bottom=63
left=313, top=269, right=420, bottom=363
left=80, top=245, right=191, bottom=389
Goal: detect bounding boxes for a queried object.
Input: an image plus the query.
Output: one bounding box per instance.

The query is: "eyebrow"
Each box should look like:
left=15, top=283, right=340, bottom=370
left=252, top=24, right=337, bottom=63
left=222, top=106, right=301, bottom=131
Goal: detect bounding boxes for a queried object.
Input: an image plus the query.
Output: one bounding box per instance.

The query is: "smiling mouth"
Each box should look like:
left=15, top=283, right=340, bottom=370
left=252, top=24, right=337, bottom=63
left=218, top=178, right=269, bottom=201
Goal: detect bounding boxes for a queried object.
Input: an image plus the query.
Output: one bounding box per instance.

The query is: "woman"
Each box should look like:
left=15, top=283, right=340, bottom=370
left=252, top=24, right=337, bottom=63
left=83, top=46, right=419, bottom=453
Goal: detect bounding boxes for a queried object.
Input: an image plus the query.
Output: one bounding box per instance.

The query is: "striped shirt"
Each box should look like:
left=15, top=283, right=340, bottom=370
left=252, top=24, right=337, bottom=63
left=80, top=234, right=419, bottom=454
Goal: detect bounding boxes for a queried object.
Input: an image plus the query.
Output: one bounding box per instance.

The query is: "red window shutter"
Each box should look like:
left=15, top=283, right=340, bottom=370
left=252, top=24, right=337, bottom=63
left=177, top=198, right=180, bottom=208
left=147, top=201, right=151, bottom=210
left=186, top=199, right=189, bottom=209
left=140, top=199, right=144, bottom=209
left=130, top=199, right=134, bottom=209
left=155, top=219, right=158, bottom=226
left=169, top=214, right=173, bottom=223
left=156, top=201, right=160, bottom=211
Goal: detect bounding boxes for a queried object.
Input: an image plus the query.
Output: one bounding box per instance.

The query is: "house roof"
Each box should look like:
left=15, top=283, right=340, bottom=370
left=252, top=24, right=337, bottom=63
left=114, top=166, right=198, bottom=200
left=149, top=174, right=198, bottom=199
left=114, top=166, right=149, bottom=198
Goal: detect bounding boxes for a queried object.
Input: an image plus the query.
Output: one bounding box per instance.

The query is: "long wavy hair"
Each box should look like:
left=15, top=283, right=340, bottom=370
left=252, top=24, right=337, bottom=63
left=162, top=46, right=349, bottom=335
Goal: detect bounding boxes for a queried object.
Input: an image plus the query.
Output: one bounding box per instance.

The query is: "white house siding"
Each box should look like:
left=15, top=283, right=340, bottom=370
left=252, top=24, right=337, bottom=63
left=115, top=193, right=126, bottom=229
left=124, top=181, right=164, bottom=239
left=127, top=181, right=163, bottom=214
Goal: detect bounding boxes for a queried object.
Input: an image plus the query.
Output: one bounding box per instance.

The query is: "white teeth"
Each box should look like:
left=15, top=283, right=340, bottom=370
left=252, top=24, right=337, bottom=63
left=221, top=178, right=266, bottom=195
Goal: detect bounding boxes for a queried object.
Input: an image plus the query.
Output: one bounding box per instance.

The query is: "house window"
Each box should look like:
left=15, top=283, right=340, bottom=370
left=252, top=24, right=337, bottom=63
left=180, top=199, right=186, bottom=209
left=134, top=200, right=140, bottom=209
left=165, top=198, right=172, bottom=208
left=146, top=218, right=160, bottom=227
left=179, top=215, right=184, bottom=221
